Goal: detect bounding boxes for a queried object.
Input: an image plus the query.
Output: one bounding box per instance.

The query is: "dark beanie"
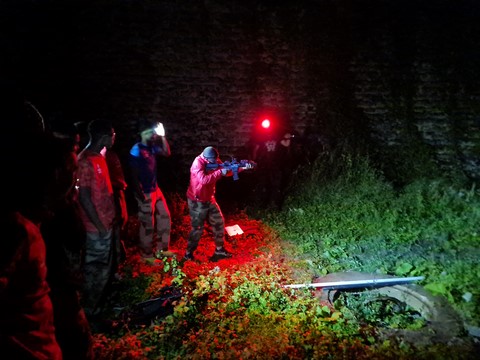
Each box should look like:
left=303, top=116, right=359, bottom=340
left=202, top=146, right=219, bottom=159
left=137, top=119, right=156, bottom=133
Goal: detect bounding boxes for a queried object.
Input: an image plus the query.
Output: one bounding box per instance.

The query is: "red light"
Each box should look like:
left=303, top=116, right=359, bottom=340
left=261, top=119, right=271, bottom=129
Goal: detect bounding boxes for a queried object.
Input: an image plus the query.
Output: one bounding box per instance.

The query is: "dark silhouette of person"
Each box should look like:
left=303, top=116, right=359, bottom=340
left=0, top=89, right=63, bottom=359
left=252, top=128, right=284, bottom=209
left=40, top=136, right=94, bottom=359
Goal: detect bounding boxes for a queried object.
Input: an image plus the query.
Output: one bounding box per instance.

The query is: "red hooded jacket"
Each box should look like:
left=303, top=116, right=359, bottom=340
left=186, top=153, right=225, bottom=202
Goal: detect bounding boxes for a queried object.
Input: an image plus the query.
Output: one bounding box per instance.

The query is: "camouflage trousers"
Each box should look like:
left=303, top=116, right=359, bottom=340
left=187, top=198, right=225, bottom=254
left=136, top=186, right=171, bottom=257
left=83, top=229, right=113, bottom=316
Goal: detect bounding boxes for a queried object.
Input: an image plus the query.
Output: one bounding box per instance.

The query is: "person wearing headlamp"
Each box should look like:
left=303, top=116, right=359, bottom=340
left=129, top=119, right=173, bottom=263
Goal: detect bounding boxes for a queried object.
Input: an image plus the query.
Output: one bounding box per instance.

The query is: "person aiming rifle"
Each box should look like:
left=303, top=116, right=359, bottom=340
left=184, top=146, right=254, bottom=262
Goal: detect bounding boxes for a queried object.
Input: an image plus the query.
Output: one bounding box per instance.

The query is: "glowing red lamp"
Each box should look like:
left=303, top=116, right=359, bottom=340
left=261, top=119, right=271, bottom=129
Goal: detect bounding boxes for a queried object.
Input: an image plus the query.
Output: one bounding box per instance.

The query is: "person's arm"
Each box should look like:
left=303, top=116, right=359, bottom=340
left=106, top=150, right=127, bottom=191
left=78, top=186, right=107, bottom=237
left=154, top=135, right=171, bottom=157
left=105, top=151, right=128, bottom=226
left=117, top=189, right=128, bottom=229
left=191, top=157, right=225, bottom=185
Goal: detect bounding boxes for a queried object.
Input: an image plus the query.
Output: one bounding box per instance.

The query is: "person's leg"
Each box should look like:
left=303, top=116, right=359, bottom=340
left=136, top=193, right=154, bottom=257
left=113, top=189, right=128, bottom=264
left=111, top=222, right=125, bottom=274
left=82, top=230, right=113, bottom=317
left=208, top=201, right=232, bottom=260
left=208, top=200, right=226, bottom=249
left=268, top=171, right=282, bottom=209
left=50, top=287, right=93, bottom=360
left=254, top=168, right=269, bottom=208
left=153, top=187, right=171, bottom=252
left=185, top=199, right=209, bottom=256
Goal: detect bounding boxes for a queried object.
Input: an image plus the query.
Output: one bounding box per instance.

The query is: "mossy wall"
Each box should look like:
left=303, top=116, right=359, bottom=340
left=1, top=0, right=479, bottom=186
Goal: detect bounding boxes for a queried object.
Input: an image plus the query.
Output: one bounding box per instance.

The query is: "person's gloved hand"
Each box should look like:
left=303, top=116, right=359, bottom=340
left=221, top=168, right=229, bottom=176
left=244, top=162, right=254, bottom=170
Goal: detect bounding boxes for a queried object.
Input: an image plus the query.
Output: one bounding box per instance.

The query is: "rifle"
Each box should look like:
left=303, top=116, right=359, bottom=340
left=122, top=286, right=183, bottom=326
left=206, top=158, right=256, bottom=180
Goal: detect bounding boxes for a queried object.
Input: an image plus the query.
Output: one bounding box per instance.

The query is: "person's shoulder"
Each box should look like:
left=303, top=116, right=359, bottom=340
left=190, top=155, right=206, bottom=169
left=12, top=211, right=42, bottom=239
left=77, top=149, right=87, bottom=161
left=106, top=149, right=120, bottom=160
left=78, top=148, right=92, bottom=158
left=192, top=154, right=204, bottom=163
left=130, top=142, right=144, bottom=156
left=78, top=148, right=101, bottom=162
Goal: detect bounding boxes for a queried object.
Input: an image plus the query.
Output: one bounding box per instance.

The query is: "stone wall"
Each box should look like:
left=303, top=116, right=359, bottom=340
left=1, top=0, right=479, bottom=186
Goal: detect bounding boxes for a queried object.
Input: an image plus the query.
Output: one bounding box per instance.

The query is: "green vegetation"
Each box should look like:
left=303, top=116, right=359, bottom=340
left=269, top=148, right=480, bottom=328
left=93, top=148, right=479, bottom=359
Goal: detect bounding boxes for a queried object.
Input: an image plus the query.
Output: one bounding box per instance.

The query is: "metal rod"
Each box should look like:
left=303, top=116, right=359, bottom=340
left=283, top=276, right=425, bottom=289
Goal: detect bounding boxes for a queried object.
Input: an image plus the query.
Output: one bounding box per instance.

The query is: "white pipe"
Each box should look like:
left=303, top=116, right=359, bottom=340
left=283, top=276, right=425, bottom=289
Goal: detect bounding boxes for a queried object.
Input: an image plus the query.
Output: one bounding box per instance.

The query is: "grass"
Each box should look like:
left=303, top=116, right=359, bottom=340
left=270, top=151, right=480, bottom=329
left=92, top=149, right=479, bottom=359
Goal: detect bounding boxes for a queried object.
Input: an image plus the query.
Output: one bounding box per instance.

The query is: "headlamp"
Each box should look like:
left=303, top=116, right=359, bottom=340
left=154, top=122, right=165, bottom=136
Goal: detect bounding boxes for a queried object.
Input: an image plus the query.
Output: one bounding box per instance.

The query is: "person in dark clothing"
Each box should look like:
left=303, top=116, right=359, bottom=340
left=252, top=127, right=299, bottom=210
left=252, top=131, right=283, bottom=209
left=276, top=131, right=297, bottom=208
left=0, top=91, right=62, bottom=359
left=129, top=120, right=173, bottom=263
left=0, top=210, right=63, bottom=360
left=41, top=136, right=93, bottom=360
left=3, top=92, right=93, bottom=358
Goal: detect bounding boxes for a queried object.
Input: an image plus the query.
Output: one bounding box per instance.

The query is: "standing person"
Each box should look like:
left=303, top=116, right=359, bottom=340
left=41, top=136, right=93, bottom=360
left=0, top=92, right=62, bottom=359
left=129, top=119, right=173, bottom=263
left=102, top=132, right=128, bottom=271
left=52, top=122, right=83, bottom=154
left=276, top=131, right=297, bottom=209
left=184, top=146, right=253, bottom=262
left=74, top=121, right=89, bottom=154
left=77, top=120, right=116, bottom=318
left=252, top=129, right=284, bottom=209
left=0, top=211, right=63, bottom=360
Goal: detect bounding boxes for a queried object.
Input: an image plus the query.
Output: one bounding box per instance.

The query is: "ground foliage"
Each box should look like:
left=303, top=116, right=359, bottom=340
left=270, top=149, right=480, bottom=330
left=92, top=151, right=479, bottom=359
